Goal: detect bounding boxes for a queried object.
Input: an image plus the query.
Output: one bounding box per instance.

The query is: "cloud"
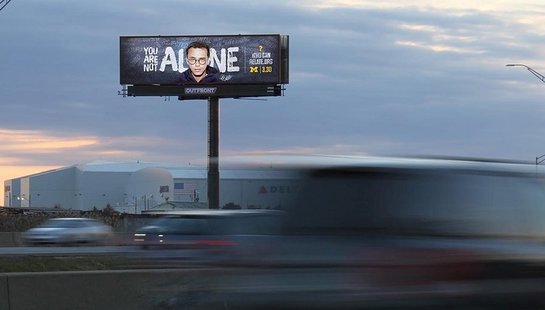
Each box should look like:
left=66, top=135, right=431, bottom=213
left=394, top=40, right=485, bottom=54
left=0, top=128, right=201, bottom=167
left=293, top=0, right=545, bottom=13
left=0, top=129, right=97, bottom=163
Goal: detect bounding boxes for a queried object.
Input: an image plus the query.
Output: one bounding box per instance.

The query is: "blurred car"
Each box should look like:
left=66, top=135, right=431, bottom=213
left=200, top=156, right=545, bottom=309
left=133, top=210, right=284, bottom=264
left=23, top=217, right=113, bottom=245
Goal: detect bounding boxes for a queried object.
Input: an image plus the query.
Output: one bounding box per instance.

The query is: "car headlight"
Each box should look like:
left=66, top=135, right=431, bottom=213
left=134, top=233, right=147, bottom=242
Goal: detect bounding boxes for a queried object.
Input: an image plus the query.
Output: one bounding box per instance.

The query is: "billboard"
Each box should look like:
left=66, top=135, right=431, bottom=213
left=120, top=34, right=289, bottom=99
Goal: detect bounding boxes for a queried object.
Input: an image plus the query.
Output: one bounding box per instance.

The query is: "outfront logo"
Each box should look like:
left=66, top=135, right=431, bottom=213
left=184, top=87, right=217, bottom=95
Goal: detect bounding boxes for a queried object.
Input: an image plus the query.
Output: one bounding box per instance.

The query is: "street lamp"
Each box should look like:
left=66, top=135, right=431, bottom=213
left=506, top=64, right=545, bottom=84
left=510, top=64, right=545, bottom=171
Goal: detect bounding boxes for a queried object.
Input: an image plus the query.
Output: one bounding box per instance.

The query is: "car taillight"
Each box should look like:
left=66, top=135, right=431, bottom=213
left=354, top=247, right=480, bottom=287
left=134, top=233, right=146, bottom=242
left=194, top=239, right=239, bottom=246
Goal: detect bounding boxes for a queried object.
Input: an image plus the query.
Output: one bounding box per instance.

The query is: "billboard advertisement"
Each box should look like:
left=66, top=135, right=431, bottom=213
left=120, top=34, right=289, bottom=86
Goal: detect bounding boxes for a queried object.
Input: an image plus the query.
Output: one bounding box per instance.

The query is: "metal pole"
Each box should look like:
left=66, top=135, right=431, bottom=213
left=208, top=97, right=220, bottom=209
left=506, top=64, right=545, bottom=84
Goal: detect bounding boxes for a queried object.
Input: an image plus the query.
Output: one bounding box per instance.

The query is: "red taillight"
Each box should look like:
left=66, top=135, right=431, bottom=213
left=194, top=239, right=239, bottom=246
left=354, top=247, right=480, bottom=286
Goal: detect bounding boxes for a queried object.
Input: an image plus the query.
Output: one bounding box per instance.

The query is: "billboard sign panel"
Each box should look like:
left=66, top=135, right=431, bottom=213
left=120, top=34, right=289, bottom=86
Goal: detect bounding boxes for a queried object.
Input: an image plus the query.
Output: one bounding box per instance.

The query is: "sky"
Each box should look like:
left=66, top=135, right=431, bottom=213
left=1, top=0, right=545, bottom=201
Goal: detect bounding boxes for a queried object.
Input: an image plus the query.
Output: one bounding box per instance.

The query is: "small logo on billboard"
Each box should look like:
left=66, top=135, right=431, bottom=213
left=185, top=87, right=217, bottom=95
left=258, top=186, right=267, bottom=194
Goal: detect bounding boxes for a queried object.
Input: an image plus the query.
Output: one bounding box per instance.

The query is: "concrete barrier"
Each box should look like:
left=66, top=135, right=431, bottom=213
left=0, top=275, right=8, bottom=310
left=0, top=269, right=222, bottom=310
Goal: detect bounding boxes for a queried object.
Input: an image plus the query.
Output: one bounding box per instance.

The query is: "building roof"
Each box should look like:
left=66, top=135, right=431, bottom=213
left=12, top=155, right=538, bottom=182
left=9, top=159, right=300, bottom=182
left=76, top=160, right=198, bottom=172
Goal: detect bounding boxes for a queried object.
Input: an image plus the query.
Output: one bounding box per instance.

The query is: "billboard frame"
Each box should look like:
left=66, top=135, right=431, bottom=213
left=126, top=84, right=284, bottom=99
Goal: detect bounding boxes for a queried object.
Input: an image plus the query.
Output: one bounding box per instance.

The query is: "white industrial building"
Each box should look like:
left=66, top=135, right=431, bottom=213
left=3, top=160, right=299, bottom=213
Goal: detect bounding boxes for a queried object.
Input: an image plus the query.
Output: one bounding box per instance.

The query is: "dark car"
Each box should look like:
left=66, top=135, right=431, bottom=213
left=208, top=156, right=545, bottom=309
left=133, top=210, right=285, bottom=267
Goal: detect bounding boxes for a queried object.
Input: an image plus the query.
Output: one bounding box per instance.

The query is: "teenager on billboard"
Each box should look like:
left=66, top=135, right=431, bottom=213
left=178, top=41, right=220, bottom=84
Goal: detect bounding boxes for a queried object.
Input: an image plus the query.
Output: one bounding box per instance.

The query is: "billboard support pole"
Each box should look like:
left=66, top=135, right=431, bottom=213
left=208, top=97, right=220, bottom=209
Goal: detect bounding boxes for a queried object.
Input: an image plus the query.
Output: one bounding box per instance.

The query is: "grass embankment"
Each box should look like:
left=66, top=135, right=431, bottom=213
left=0, top=256, right=130, bottom=273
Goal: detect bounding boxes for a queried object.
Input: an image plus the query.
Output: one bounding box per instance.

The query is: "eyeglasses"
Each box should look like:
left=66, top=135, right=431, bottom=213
left=187, top=57, right=208, bottom=65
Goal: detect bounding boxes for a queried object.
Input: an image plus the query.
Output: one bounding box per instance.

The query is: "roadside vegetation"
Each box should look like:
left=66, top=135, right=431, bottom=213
left=0, top=208, right=149, bottom=232
left=0, top=256, right=131, bottom=272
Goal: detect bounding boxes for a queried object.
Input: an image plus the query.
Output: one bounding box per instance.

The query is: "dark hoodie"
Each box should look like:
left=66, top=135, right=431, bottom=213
left=179, top=66, right=221, bottom=84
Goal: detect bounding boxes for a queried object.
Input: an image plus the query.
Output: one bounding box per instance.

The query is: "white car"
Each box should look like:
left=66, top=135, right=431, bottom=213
left=23, top=218, right=113, bottom=245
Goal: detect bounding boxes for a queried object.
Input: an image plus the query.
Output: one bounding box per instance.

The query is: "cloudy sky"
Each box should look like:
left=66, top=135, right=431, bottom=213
left=1, top=0, right=545, bottom=199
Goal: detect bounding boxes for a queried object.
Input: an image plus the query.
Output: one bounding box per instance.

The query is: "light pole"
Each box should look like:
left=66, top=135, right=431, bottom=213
left=506, top=64, right=545, bottom=84
left=508, top=64, right=545, bottom=172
